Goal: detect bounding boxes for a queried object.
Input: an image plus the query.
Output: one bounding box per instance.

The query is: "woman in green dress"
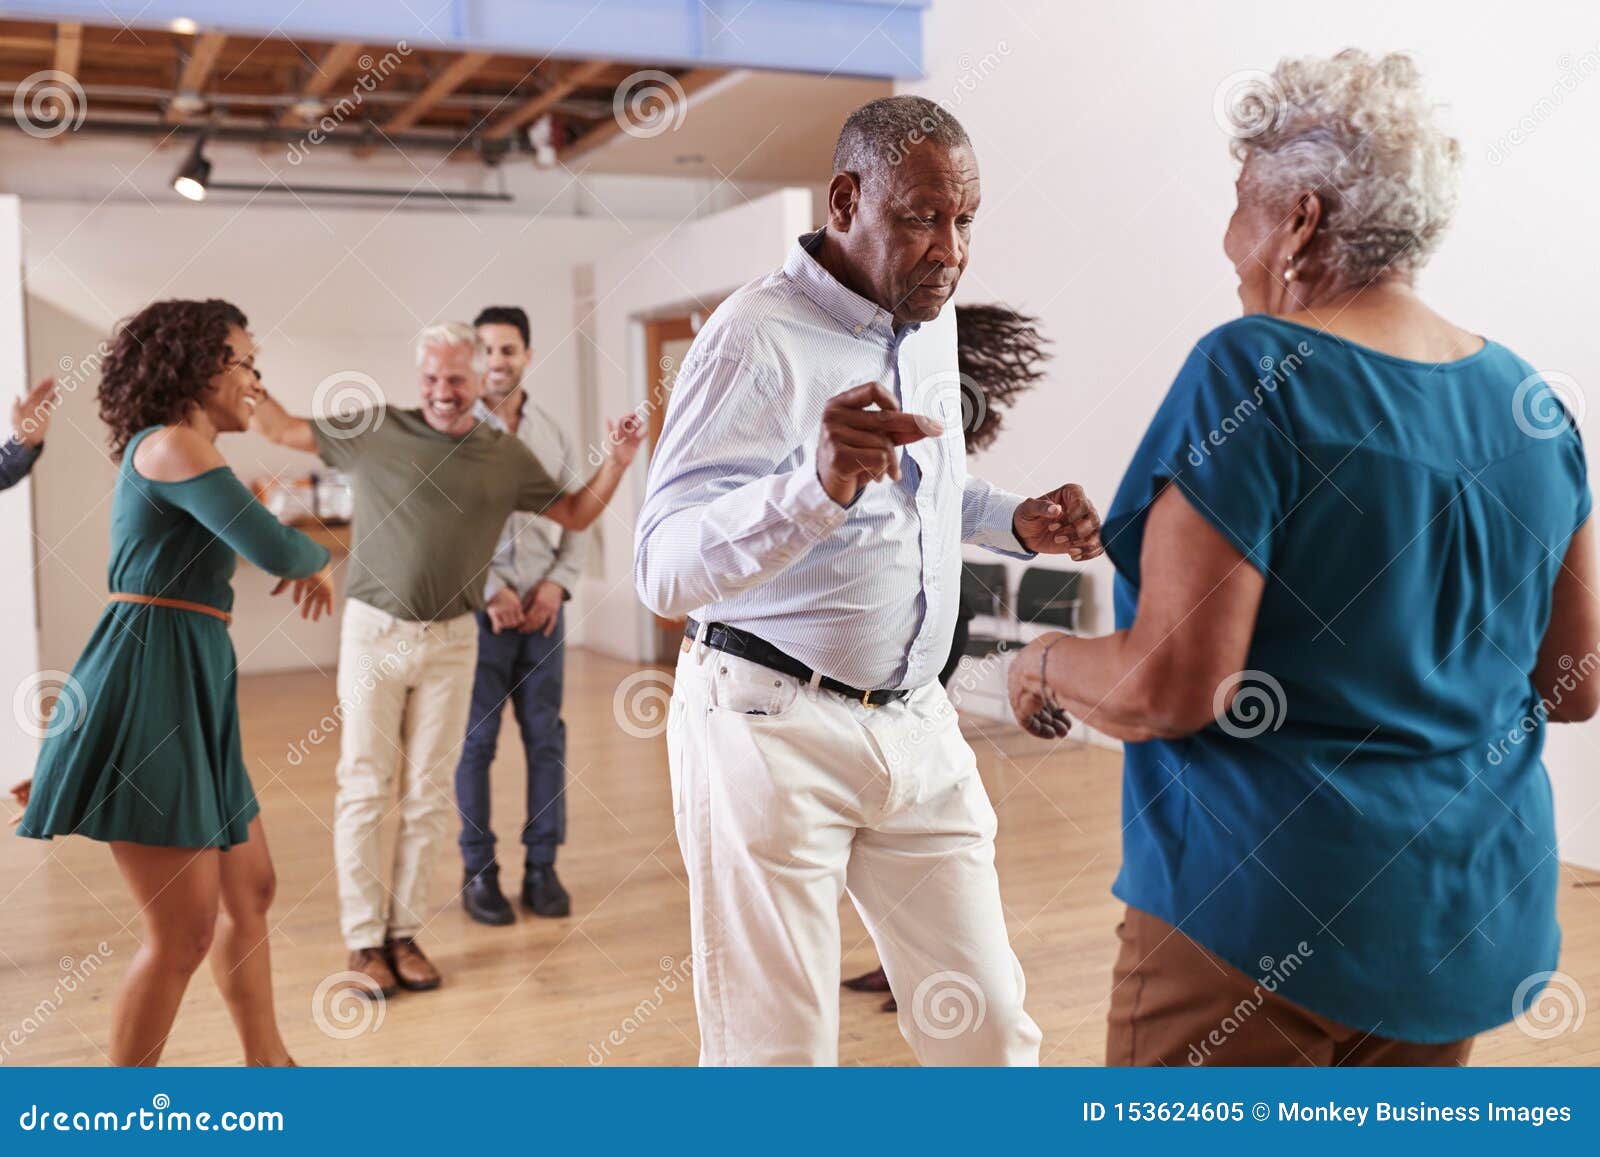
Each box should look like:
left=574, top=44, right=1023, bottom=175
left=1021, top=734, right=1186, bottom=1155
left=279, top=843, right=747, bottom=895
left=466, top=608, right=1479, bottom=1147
left=11, top=298, right=335, bottom=1066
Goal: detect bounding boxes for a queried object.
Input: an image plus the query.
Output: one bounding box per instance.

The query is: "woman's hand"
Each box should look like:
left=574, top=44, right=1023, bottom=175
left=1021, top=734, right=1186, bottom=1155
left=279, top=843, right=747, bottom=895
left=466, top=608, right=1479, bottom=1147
left=272, top=564, right=335, bottom=621
left=8, top=779, right=31, bottom=825
left=1008, top=633, right=1073, bottom=739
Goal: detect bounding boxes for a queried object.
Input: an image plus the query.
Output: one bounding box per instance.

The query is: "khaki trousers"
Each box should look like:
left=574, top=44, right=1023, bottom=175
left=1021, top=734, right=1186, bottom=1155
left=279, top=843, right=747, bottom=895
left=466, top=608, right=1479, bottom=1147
left=1106, top=906, right=1474, bottom=1066
left=667, top=641, right=1042, bottom=1066
left=333, top=599, right=478, bottom=950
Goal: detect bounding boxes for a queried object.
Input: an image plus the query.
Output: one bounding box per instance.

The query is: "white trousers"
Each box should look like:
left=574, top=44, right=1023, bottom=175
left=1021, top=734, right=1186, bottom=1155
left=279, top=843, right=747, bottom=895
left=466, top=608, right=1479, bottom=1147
left=667, top=641, right=1042, bottom=1066
left=333, top=599, right=478, bottom=950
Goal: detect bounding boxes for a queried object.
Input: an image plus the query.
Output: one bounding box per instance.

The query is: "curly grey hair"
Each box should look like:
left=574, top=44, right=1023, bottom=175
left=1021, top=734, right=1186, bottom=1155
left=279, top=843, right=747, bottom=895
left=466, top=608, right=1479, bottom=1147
left=1229, top=50, right=1462, bottom=288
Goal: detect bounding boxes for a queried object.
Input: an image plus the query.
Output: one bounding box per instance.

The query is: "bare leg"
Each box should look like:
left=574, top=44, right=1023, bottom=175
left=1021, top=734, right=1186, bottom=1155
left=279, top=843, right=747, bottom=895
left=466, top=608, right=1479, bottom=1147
left=211, top=816, right=294, bottom=1066
left=108, top=841, right=221, bottom=1066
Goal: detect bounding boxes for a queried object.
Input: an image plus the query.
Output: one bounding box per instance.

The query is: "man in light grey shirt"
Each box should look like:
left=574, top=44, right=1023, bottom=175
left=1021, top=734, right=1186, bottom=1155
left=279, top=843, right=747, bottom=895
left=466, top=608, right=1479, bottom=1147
left=454, top=306, right=588, bottom=924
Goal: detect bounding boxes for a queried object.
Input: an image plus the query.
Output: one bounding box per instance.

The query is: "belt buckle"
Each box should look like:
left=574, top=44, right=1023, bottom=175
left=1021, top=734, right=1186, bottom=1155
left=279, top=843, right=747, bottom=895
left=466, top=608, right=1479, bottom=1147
left=861, top=688, right=878, bottom=709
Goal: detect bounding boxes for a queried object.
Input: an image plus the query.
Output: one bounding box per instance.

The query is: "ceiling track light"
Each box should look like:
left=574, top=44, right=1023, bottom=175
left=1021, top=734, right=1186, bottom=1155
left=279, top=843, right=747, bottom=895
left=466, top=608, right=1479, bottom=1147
left=168, top=131, right=512, bottom=206
left=171, top=132, right=211, bottom=201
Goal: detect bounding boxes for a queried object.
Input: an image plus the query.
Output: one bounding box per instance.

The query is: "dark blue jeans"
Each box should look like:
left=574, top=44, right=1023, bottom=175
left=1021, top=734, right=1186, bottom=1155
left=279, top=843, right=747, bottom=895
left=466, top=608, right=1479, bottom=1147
left=455, top=608, right=567, bottom=874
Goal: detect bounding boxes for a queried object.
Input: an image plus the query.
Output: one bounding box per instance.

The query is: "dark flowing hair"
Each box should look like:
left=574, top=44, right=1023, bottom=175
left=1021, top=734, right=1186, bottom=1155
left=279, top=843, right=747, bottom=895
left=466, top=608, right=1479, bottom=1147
left=955, top=303, right=1051, bottom=453
left=98, top=298, right=249, bottom=457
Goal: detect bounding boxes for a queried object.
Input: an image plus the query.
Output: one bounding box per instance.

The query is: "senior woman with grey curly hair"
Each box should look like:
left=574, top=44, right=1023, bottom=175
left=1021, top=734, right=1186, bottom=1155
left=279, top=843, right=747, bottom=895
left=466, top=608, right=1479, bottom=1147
left=1009, top=50, right=1598, bottom=1065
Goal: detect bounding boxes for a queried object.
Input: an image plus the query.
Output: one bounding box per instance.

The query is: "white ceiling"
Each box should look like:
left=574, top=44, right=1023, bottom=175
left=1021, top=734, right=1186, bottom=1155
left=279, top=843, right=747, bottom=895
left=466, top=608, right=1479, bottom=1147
left=570, top=70, right=891, bottom=183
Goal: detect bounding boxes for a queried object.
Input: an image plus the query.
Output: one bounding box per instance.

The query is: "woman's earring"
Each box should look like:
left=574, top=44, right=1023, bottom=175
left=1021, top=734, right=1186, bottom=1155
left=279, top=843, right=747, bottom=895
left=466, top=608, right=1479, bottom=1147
left=1283, top=259, right=1297, bottom=284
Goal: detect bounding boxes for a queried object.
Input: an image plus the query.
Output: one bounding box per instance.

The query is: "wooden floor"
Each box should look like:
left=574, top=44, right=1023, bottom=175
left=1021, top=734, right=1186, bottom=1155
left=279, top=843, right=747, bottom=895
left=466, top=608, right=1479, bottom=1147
left=3, top=647, right=1599, bottom=1067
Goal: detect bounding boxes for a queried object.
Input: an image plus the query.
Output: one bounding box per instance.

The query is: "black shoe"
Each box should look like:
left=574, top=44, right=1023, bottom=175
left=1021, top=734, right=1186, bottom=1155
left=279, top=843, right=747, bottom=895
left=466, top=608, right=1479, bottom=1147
left=462, top=865, right=515, bottom=926
left=521, top=864, right=571, bottom=917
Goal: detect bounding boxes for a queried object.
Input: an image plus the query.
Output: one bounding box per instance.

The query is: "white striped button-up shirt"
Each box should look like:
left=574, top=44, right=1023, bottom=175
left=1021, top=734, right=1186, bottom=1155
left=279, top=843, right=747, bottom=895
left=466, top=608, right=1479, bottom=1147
left=634, top=230, right=1031, bottom=691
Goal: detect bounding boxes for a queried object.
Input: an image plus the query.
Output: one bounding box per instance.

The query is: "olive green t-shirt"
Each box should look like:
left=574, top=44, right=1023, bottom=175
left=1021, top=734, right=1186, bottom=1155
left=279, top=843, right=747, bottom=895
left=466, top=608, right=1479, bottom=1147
left=312, top=407, right=564, bottom=621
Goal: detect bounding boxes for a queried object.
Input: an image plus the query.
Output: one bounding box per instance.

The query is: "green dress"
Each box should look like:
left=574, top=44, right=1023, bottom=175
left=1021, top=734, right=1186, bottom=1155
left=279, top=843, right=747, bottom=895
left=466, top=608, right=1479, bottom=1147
left=17, top=426, right=330, bottom=849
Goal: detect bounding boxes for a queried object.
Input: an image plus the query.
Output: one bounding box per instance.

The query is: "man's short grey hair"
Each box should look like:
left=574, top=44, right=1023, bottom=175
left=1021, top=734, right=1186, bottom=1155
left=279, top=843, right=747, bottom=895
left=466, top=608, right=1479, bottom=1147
left=415, top=321, right=486, bottom=374
left=832, top=95, right=971, bottom=183
left=1229, top=49, right=1462, bottom=287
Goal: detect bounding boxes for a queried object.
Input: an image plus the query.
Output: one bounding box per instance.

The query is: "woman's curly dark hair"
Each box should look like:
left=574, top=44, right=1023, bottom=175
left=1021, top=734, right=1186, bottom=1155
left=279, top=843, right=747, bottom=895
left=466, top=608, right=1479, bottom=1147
left=98, top=298, right=249, bottom=457
left=955, top=303, right=1051, bottom=453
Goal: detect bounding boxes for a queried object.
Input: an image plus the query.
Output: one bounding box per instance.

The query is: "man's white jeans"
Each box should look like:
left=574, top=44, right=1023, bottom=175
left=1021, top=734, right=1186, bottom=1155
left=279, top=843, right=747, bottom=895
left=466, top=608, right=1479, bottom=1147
left=667, top=640, right=1042, bottom=1066
left=333, top=598, right=478, bottom=950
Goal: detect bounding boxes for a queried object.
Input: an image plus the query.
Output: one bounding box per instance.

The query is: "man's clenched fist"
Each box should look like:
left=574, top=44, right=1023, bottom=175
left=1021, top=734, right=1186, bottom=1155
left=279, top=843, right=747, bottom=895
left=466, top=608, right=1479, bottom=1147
left=815, top=381, right=941, bottom=507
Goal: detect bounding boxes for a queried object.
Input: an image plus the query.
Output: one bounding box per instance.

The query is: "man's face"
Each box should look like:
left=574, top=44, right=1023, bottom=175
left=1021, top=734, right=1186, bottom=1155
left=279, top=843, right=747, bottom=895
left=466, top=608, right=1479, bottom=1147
left=477, top=322, right=530, bottom=404
left=833, top=139, right=981, bottom=325
left=417, top=342, right=483, bottom=436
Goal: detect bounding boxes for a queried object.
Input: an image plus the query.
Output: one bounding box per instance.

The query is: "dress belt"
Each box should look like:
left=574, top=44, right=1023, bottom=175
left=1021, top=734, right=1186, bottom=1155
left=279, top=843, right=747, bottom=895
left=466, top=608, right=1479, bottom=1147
left=683, top=617, right=911, bottom=708
left=108, top=592, right=232, bottom=626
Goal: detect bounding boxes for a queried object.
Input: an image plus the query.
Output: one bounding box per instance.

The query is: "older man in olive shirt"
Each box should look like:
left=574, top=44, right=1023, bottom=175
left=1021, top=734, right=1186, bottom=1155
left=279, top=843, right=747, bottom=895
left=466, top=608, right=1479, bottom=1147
left=253, top=322, right=642, bottom=994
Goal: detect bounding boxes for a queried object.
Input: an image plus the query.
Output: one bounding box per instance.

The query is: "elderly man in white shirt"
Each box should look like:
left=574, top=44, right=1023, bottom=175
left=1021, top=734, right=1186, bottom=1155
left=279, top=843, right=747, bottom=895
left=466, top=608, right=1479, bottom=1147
left=634, top=96, right=1101, bottom=1066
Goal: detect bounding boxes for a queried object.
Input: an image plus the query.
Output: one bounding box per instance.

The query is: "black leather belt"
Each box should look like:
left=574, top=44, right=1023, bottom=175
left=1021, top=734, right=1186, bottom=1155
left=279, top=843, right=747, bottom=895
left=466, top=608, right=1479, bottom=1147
left=684, top=618, right=911, bottom=708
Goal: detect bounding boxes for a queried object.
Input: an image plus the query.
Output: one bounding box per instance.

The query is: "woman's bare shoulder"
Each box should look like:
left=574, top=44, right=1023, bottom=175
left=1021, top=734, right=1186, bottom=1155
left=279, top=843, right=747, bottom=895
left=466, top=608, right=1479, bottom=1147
left=131, top=425, right=228, bottom=482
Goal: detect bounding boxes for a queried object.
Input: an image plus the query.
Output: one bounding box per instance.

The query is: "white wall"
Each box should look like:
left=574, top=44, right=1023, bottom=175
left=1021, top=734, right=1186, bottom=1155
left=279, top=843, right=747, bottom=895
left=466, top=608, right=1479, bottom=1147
left=905, top=0, right=1600, bottom=865
left=21, top=198, right=644, bottom=674
left=0, top=197, right=41, bottom=782
left=581, top=187, right=817, bottom=662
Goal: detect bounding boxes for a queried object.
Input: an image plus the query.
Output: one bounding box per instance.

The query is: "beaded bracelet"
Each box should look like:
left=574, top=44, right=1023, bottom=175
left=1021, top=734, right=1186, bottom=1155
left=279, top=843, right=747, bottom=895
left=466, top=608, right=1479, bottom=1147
left=1039, top=635, right=1069, bottom=711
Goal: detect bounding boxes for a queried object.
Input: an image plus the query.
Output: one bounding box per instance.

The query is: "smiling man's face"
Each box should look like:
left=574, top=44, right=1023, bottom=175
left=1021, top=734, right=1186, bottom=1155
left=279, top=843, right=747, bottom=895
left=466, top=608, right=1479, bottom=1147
left=477, top=322, right=530, bottom=405
left=416, top=342, right=483, bottom=436
left=833, top=138, right=980, bottom=326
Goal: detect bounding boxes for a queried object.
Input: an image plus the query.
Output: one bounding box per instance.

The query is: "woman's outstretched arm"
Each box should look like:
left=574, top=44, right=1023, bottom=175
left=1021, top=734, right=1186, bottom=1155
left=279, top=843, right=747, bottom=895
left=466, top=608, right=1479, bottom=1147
left=1008, top=483, right=1266, bottom=740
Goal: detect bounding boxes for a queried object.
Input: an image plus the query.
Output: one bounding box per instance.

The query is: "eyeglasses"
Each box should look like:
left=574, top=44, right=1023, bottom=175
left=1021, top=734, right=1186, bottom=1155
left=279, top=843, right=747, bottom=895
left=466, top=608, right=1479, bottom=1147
left=225, top=357, right=262, bottom=381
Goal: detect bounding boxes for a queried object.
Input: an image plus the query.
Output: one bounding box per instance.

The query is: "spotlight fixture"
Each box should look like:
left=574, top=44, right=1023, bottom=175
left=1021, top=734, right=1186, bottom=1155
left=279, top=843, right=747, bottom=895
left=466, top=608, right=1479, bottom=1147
left=172, top=133, right=211, bottom=201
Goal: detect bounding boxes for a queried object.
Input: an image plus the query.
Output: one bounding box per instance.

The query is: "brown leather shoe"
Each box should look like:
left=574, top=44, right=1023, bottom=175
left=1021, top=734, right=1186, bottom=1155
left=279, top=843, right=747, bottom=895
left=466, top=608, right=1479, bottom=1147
left=347, top=948, right=398, bottom=998
left=384, top=936, right=441, bottom=991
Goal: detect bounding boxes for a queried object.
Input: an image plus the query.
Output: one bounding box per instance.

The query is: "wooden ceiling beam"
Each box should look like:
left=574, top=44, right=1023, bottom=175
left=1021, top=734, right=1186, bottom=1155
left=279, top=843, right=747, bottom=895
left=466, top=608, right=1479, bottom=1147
left=164, top=30, right=227, bottom=122
left=277, top=40, right=363, bottom=126
left=480, top=58, right=611, bottom=142
left=382, top=50, right=490, bottom=133
left=51, top=22, right=81, bottom=76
